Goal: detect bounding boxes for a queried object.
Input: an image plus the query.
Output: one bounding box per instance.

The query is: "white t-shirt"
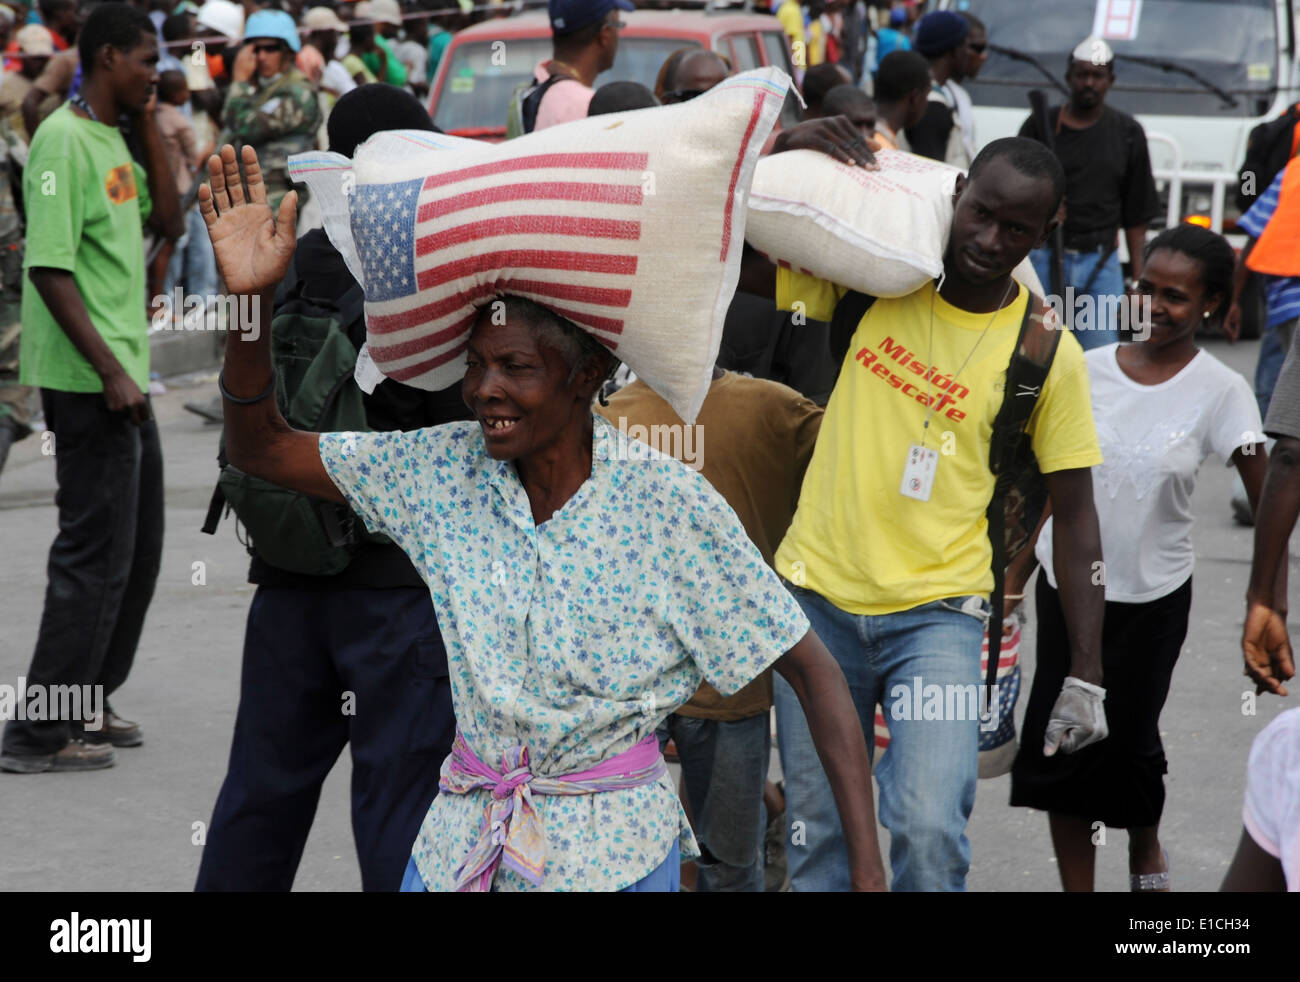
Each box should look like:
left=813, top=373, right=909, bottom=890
left=321, top=60, right=357, bottom=99
left=1037, top=344, right=1261, bottom=602
left=1243, top=708, right=1300, bottom=890
left=394, top=39, right=428, bottom=85
left=945, top=79, right=976, bottom=164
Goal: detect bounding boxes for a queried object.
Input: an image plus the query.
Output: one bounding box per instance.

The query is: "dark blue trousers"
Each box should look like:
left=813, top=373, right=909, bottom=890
left=195, top=585, right=455, bottom=892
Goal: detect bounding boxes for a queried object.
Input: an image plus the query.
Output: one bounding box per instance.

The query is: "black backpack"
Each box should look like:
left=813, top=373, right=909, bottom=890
left=1237, top=103, right=1300, bottom=213
left=200, top=280, right=391, bottom=576
left=506, top=73, right=567, bottom=138
left=829, top=286, right=1061, bottom=693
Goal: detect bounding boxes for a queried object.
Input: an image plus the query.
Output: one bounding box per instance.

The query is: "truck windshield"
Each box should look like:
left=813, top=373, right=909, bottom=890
left=958, top=0, right=1279, bottom=119
left=433, top=37, right=703, bottom=133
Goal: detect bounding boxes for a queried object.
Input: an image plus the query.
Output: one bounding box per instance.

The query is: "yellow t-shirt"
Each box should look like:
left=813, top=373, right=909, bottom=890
left=805, top=19, right=826, bottom=66
left=773, top=269, right=1102, bottom=615
left=774, top=0, right=806, bottom=64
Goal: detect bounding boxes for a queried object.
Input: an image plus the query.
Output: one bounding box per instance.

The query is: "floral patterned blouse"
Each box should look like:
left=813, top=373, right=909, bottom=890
left=318, top=413, right=809, bottom=891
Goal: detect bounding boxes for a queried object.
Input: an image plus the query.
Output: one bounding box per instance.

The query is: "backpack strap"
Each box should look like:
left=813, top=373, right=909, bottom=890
left=519, top=73, right=566, bottom=135
left=983, top=290, right=1060, bottom=694
left=828, top=289, right=876, bottom=369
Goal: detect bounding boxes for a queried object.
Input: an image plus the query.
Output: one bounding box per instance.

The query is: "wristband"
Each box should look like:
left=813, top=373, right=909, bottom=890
left=219, top=369, right=275, bottom=405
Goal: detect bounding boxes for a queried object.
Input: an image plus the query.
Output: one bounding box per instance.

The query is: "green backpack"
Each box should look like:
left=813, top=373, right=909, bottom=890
left=200, top=280, right=390, bottom=576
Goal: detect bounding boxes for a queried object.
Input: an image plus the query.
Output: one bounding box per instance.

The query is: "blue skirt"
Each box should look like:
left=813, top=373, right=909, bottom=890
left=400, top=840, right=681, bottom=892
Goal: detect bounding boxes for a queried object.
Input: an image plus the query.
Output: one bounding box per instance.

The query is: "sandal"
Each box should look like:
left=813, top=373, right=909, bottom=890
left=1130, top=849, right=1170, bottom=892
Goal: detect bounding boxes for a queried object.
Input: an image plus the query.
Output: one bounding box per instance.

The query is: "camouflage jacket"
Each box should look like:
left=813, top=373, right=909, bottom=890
left=0, top=116, right=27, bottom=241
left=220, top=69, right=320, bottom=188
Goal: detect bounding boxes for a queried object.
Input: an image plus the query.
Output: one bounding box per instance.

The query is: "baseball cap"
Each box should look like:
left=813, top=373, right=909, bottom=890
left=912, top=10, right=968, bottom=57
left=548, top=0, right=634, bottom=37
left=302, top=6, right=349, bottom=32
left=16, top=24, right=55, bottom=56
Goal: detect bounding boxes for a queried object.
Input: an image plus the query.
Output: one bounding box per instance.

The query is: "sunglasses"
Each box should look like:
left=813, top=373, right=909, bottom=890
left=968, top=42, right=987, bottom=54
left=663, top=88, right=708, bottom=102
left=252, top=43, right=284, bottom=55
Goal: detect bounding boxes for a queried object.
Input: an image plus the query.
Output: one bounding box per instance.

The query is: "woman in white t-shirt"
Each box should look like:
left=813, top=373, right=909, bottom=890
left=1011, top=225, right=1272, bottom=892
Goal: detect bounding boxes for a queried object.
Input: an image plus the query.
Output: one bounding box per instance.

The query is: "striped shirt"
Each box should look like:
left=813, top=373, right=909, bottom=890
left=1238, top=167, right=1300, bottom=328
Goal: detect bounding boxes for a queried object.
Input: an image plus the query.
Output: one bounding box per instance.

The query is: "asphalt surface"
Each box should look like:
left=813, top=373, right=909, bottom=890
left=0, top=336, right=1294, bottom=892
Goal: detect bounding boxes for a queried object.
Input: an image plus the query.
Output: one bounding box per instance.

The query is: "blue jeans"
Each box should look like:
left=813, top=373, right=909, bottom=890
left=1030, top=244, right=1124, bottom=350
left=1255, top=317, right=1297, bottom=419
left=656, top=711, right=769, bottom=892
left=165, top=204, right=218, bottom=299
left=774, top=583, right=988, bottom=892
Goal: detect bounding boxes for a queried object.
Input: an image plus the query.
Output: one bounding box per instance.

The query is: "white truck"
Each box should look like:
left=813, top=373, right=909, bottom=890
left=935, top=0, right=1297, bottom=234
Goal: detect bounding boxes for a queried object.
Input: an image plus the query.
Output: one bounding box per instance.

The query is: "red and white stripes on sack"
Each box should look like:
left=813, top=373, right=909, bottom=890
left=289, top=68, right=791, bottom=423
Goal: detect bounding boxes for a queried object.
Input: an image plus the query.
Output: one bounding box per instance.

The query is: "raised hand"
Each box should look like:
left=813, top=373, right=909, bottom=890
left=198, top=144, right=297, bottom=299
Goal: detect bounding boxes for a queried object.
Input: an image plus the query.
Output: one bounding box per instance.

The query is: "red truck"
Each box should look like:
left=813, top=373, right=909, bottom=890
left=428, top=8, right=800, bottom=140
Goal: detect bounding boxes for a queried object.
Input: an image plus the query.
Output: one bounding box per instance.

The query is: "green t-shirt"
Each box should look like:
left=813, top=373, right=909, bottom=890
left=360, top=35, right=408, bottom=87
left=428, top=28, right=451, bottom=84
left=19, top=103, right=153, bottom=393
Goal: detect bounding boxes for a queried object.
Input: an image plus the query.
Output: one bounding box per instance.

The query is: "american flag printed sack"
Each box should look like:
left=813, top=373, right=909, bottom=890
left=288, top=68, right=791, bottom=423
left=747, top=148, right=1045, bottom=299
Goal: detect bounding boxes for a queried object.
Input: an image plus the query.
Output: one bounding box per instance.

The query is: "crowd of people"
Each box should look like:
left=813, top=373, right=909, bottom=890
left=0, top=0, right=1297, bottom=895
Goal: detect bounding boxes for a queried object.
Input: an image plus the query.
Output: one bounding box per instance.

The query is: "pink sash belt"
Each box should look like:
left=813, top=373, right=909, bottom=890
left=438, top=730, right=667, bottom=891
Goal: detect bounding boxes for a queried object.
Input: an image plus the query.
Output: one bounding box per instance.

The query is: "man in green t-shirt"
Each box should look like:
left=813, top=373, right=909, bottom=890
left=0, top=2, right=183, bottom=775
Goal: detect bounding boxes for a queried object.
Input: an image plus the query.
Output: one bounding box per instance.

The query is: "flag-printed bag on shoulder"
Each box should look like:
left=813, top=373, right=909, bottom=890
left=289, top=68, right=792, bottom=423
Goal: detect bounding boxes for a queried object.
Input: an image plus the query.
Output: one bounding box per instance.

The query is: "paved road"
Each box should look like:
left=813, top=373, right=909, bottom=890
left=0, top=337, right=1294, bottom=892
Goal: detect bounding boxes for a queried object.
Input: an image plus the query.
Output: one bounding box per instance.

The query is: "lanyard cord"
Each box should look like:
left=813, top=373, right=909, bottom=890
left=921, top=273, right=1015, bottom=445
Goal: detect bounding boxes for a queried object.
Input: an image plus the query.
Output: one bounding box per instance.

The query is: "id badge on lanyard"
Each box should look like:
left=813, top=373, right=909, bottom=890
left=900, top=443, right=938, bottom=502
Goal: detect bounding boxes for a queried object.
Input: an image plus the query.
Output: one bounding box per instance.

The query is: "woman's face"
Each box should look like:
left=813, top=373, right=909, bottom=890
left=462, top=309, right=597, bottom=461
left=1137, top=248, right=1217, bottom=349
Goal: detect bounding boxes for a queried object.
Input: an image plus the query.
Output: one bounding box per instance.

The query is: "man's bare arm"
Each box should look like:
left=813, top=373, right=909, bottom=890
left=1045, top=467, right=1104, bottom=685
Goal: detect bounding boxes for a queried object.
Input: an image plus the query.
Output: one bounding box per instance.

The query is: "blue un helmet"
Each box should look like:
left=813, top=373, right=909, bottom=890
left=242, top=9, right=302, bottom=52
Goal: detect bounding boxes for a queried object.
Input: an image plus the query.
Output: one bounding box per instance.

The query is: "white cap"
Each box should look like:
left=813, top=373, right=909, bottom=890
left=369, top=0, right=403, bottom=28
left=15, top=24, right=55, bottom=55
left=196, top=0, right=245, bottom=41
left=302, top=6, right=350, bottom=32
left=1072, top=35, right=1114, bottom=67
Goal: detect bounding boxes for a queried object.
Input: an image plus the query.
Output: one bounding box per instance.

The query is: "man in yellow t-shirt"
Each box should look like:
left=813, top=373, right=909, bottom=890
left=738, top=134, right=1108, bottom=891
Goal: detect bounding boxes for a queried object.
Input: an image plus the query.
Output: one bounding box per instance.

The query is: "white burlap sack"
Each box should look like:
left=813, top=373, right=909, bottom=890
left=747, top=148, right=1045, bottom=299
left=289, top=68, right=790, bottom=423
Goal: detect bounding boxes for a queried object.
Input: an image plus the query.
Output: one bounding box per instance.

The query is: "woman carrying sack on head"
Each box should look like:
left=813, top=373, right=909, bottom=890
left=1010, top=225, right=1279, bottom=892
left=196, top=138, right=888, bottom=893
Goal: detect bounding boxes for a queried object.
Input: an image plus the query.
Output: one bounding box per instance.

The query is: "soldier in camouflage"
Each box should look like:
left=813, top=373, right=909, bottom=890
left=220, top=10, right=319, bottom=212
left=0, top=114, right=32, bottom=477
